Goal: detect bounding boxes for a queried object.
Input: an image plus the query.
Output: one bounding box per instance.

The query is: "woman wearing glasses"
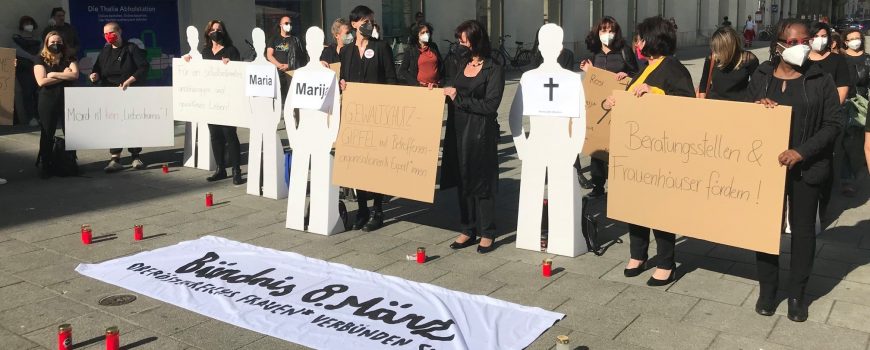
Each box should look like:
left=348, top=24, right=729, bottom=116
left=748, top=19, right=841, bottom=322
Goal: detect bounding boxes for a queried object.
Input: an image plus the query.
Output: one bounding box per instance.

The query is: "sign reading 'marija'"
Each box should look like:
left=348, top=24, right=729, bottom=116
left=607, top=91, right=790, bottom=254
left=332, top=83, right=446, bottom=203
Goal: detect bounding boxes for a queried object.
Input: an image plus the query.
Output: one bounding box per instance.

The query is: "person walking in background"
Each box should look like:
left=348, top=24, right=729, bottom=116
left=749, top=19, right=841, bottom=322
left=13, top=15, right=42, bottom=127
left=743, top=15, right=756, bottom=48
left=34, top=31, right=78, bottom=178
left=698, top=26, right=758, bottom=101
left=442, top=19, right=505, bottom=254
left=183, top=20, right=244, bottom=185
left=578, top=16, right=638, bottom=199
left=267, top=15, right=308, bottom=105
left=42, top=8, right=80, bottom=56
left=398, top=22, right=443, bottom=87
left=722, top=16, right=732, bottom=27
left=320, top=18, right=350, bottom=65
left=89, top=22, right=149, bottom=173
left=838, top=28, right=869, bottom=197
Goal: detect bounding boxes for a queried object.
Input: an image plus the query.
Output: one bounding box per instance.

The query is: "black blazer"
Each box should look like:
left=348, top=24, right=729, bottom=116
left=452, top=58, right=505, bottom=118
left=338, top=39, right=398, bottom=84
left=398, top=42, right=444, bottom=86
left=320, top=43, right=342, bottom=64
left=627, top=55, right=694, bottom=97
left=747, top=61, right=843, bottom=184
left=92, top=41, right=149, bottom=86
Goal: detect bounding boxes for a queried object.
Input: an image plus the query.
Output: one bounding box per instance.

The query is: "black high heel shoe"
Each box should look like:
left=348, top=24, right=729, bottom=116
left=646, top=269, right=676, bottom=286
left=623, top=260, right=647, bottom=277
left=787, top=297, right=808, bottom=322
left=476, top=241, right=495, bottom=254
left=449, top=234, right=478, bottom=249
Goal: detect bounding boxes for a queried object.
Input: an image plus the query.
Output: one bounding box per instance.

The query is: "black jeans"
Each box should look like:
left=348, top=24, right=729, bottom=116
left=110, top=148, right=142, bottom=157
left=208, top=124, right=240, bottom=169
left=629, top=224, right=676, bottom=269
left=756, top=174, right=819, bottom=299
left=279, top=73, right=290, bottom=107
left=356, top=190, right=383, bottom=218
left=590, top=157, right=609, bottom=191
left=457, top=190, right=496, bottom=239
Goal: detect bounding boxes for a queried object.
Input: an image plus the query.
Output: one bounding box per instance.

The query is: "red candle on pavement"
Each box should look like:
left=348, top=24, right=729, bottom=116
left=81, top=225, right=92, bottom=245
left=162, top=164, right=169, bottom=173
left=542, top=259, right=553, bottom=277
left=133, top=225, right=143, bottom=241
left=105, top=326, right=119, bottom=350
left=205, top=192, right=214, bottom=207
left=416, top=247, right=426, bottom=264
left=58, top=324, right=72, bottom=350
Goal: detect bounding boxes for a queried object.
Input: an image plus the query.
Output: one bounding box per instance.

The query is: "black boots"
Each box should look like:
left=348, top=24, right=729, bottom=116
left=787, top=297, right=808, bottom=322
left=206, top=169, right=227, bottom=182
left=361, top=211, right=383, bottom=232
left=232, top=167, right=244, bottom=185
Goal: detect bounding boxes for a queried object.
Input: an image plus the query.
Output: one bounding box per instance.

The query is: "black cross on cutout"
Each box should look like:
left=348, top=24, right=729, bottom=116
left=544, top=77, right=559, bottom=101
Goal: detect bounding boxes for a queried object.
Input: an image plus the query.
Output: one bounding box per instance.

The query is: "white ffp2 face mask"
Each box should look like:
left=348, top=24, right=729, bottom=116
left=599, top=33, right=615, bottom=46
left=420, top=33, right=430, bottom=43
left=282, top=24, right=292, bottom=33
left=779, top=43, right=811, bottom=67
left=342, top=33, right=354, bottom=45
left=847, top=39, right=862, bottom=50
left=810, top=37, right=828, bottom=52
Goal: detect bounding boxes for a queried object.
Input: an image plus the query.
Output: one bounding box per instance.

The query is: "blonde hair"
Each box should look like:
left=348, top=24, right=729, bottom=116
left=710, top=26, right=744, bottom=69
left=39, top=31, right=65, bottom=65
left=330, top=18, right=348, bottom=36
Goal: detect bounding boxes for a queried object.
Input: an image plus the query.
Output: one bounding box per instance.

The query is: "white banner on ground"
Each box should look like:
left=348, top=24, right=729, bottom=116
left=172, top=58, right=251, bottom=128
left=64, top=87, right=174, bottom=150
left=76, top=236, right=563, bottom=350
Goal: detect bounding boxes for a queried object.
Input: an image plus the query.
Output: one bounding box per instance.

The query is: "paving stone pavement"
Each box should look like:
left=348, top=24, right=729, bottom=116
left=1, top=43, right=869, bottom=350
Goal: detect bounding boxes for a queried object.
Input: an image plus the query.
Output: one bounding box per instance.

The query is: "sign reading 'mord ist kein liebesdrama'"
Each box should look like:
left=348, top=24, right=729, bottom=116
left=75, top=236, right=564, bottom=350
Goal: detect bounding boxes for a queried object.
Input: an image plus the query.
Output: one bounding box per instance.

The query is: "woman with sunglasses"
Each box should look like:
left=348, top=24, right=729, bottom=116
left=748, top=19, right=841, bottom=322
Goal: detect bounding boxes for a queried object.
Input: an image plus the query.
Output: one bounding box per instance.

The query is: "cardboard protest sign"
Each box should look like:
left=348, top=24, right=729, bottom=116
left=64, top=87, right=174, bottom=150
left=329, top=63, right=341, bottom=77
left=245, top=64, right=278, bottom=98
left=580, top=66, right=629, bottom=160
left=607, top=91, right=790, bottom=254
left=172, top=58, right=251, bottom=128
left=0, top=48, right=16, bottom=126
left=333, top=83, right=445, bottom=203
left=520, top=71, right=582, bottom=117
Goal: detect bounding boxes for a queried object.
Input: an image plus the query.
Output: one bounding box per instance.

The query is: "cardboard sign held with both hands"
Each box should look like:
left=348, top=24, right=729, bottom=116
left=581, top=66, right=630, bottom=161
left=0, top=47, right=15, bottom=126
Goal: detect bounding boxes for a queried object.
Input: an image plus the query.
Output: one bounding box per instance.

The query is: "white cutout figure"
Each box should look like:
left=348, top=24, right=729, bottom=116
left=284, top=27, right=343, bottom=235
left=247, top=28, right=287, bottom=199
left=509, top=23, right=588, bottom=257
left=181, top=25, right=215, bottom=171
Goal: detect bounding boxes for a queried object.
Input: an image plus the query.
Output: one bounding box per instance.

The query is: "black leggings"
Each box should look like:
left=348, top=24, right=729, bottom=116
left=756, top=175, right=819, bottom=299
left=208, top=124, right=240, bottom=169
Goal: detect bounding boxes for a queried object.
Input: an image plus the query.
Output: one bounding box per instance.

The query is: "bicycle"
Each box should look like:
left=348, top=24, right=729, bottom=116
left=495, top=35, right=533, bottom=71
left=757, top=24, right=774, bottom=41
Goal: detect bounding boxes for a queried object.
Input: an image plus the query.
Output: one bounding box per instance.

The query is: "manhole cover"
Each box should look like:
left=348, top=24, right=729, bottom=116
left=98, top=294, right=137, bottom=306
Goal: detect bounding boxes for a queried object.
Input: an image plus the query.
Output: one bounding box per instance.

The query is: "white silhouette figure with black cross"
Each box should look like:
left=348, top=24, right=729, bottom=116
left=247, top=27, right=288, bottom=199
left=181, top=25, right=216, bottom=171
left=284, top=27, right=343, bottom=235
left=509, top=23, right=588, bottom=257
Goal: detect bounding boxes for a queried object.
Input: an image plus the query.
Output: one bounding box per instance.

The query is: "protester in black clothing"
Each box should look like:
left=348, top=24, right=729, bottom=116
left=837, top=28, right=869, bottom=197
left=42, top=8, right=80, bottom=56
left=809, top=22, right=849, bottom=104
left=184, top=20, right=244, bottom=185
left=338, top=5, right=398, bottom=232
left=722, top=16, right=732, bottom=27
left=603, top=16, right=694, bottom=287
left=578, top=16, right=638, bottom=198
left=266, top=15, right=307, bottom=105
left=749, top=19, right=841, bottom=322
left=13, top=16, right=41, bottom=126
left=441, top=20, right=505, bottom=254
left=89, top=22, right=150, bottom=173
left=398, top=22, right=443, bottom=87
left=33, top=31, right=78, bottom=178
left=320, top=18, right=351, bottom=65
left=698, top=26, right=759, bottom=101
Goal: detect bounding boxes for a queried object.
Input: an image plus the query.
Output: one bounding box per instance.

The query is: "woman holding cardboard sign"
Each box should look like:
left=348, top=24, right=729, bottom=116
left=442, top=20, right=505, bottom=254
left=602, top=16, right=694, bottom=286
left=748, top=19, right=842, bottom=322
left=183, top=20, right=244, bottom=185
left=33, top=31, right=78, bottom=179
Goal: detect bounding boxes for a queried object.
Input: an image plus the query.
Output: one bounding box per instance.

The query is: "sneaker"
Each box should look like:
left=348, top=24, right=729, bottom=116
left=131, top=158, right=146, bottom=170
left=104, top=159, right=123, bottom=173
left=28, top=119, right=39, bottom=127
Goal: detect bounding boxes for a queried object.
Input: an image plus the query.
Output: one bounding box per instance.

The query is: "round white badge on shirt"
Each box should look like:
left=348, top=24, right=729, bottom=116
left=364, top=49, right=375, bottom=59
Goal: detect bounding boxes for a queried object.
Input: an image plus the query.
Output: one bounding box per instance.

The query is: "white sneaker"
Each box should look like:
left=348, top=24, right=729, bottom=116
left=131, top=158, right=146, bottom=170
left=104, top=159, right=123, bottom=173
left=0, top=178, right=7, bottom=185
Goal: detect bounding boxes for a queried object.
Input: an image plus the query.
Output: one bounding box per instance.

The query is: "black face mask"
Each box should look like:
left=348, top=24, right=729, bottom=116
left=358, top=22, right=374, bottom=38
left=208, top=31, right=224, bottom=44
left=456, top=45, right=471, bottom=59
left=48, top=43, right=64, bottom=54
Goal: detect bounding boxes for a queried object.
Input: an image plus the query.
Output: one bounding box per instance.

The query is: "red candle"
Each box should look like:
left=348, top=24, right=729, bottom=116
left=133, top=225, right=143, bottom=241
left=81, top=225, right=92, bottom=245
left=205, top=192, right=214, bottom=207
left=58, top=324, right=72, bottom=350
left=105, top=326, right=119, bottom=350
left=416, top=247, right=426, bottom=264
left=162, top=164, right=169, bottom=173
left=542, top=259, right=553, bottom=278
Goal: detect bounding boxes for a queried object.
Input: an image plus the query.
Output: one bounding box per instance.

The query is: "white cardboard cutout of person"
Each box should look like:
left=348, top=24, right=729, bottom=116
left=181, top=25, right=216, bottom=171
left=509, top=23, right=588, bottom=257
left=246, top=28, right=287, bottom=199
left=284, top=27, right=343, bottom=235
